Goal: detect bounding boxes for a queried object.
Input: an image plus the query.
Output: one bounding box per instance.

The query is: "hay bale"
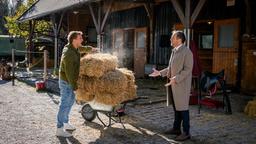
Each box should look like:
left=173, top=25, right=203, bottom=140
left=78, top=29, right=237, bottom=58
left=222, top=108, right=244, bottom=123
left=80, top=53, right=118, bottom=77
left=94, top=89, right=137, bottom=106
left=77, top=76, right=99, bottom=92
left=244, top=100, right=256, bottom=117
left=124, top=85, right=137, bottom=100
left=75, top=89, right=95, bottom=102
left=99, top=69, right=128, bottom=94
left=76, top=68, right=137, bottom=105
left=78, top=69, right=128, bottom=95
left=119, top=68, right=135, bottom=81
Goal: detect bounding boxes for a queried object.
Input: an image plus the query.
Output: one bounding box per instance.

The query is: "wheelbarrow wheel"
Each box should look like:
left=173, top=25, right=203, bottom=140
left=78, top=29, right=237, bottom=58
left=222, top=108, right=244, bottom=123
left=81, top=104, right=96, bottom=122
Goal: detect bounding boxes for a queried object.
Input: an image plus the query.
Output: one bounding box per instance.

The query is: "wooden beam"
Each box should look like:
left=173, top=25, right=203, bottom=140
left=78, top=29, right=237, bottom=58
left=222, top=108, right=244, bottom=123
left=51, top=15, right=58, bottom=69
left=244, top=0, right=251, bottom=34
left=98, top=2, right=101, bottom=33
left=57, top=12, right=64, bottom=35
left=191, top=0, right=206, bottom=25
left=89, top=3, right=100, bottom=33
left=170, top=0, right=185, bottom=26
left=51, top=15, right=56, bottom=33
left=28, top=20, right=34, bottom=66
left=101, top=0, right=113, bottom=32
left=185, top=0, right=191, bottom=28
left=143, top=2, right=155, bottom=62
left=143, top=3, right=153, bottom=19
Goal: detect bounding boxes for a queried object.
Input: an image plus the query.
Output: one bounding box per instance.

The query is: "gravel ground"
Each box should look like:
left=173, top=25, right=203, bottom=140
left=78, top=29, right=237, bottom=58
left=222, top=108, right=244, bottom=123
left=0, top=79, right=255, bottom=144
left=0, top=80, right=177, bottom=144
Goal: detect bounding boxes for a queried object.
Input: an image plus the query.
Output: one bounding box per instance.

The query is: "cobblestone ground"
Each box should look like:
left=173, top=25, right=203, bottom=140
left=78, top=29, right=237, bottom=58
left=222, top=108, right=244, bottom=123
left=126, top=95, right=256, bottom=144
left=1, top=79, right=256, bottom=144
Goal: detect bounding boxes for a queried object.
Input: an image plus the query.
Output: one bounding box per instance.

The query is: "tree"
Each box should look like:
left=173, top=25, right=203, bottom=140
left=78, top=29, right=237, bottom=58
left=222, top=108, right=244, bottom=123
left=9, top=0, right=24, bottom=16
left=0, top=0, right=9, bottom=34
left=4, top=0, right=51, bottom=38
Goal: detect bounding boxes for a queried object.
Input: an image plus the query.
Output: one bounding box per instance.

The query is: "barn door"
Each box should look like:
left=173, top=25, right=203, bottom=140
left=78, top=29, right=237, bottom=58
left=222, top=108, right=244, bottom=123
left=213, top=19, right=239, bottom=85
left=112, top=29, right=134, bottom=69
left=112, top=29, right=124, bottom=67
left=134, top=27, right=147, bottom=78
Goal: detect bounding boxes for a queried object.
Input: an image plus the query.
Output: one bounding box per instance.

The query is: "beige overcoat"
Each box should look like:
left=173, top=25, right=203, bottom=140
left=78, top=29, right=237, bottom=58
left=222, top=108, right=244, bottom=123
left=160, top=44, right=193, bottom=111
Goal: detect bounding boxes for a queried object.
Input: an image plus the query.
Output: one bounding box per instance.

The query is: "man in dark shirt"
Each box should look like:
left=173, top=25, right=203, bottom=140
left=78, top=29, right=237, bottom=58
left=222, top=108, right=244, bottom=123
left=56, top=31, right=96, bottom=137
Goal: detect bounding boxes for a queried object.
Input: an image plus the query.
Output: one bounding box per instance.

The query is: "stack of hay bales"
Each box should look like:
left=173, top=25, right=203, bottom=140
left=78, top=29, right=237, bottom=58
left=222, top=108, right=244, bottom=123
left=76, top=53, right=137, bottom=106
left=244, top=97, right=256, bottom=117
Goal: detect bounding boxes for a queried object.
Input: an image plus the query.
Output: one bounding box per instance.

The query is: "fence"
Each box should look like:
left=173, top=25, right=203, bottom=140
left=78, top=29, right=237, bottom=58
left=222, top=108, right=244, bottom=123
left=11, top=49, right=48, bottom=86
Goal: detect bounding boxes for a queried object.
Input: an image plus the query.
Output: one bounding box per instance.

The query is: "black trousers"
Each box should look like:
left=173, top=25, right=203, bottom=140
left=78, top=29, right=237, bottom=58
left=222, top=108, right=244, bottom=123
left=168, top=86, right=190, bottom=135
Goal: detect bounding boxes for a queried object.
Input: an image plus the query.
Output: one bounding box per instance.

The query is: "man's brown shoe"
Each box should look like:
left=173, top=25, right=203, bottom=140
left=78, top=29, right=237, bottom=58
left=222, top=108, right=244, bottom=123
left=163, top=128, right=181, bottom=135
left=175, top=133, right=191, bottom=141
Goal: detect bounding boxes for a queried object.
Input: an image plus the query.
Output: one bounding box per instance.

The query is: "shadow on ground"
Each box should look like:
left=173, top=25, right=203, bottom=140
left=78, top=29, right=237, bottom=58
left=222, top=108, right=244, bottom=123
left=0, top=80, right=9, bottom=85
left=57, top=136, right=82, bottom=144
left=84, top=120, right=180, bottom=144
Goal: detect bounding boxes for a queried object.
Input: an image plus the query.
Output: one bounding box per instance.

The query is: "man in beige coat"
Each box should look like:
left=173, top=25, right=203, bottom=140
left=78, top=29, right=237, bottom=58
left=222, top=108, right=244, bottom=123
left=149, top=31, right=193, bottom=141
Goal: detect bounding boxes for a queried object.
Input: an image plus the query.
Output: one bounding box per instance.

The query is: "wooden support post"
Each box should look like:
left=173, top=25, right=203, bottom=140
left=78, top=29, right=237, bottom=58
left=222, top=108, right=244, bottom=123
left=12, top=49, right=15, bottom=86
left=170, top=0, right=185, bottom=26
left=28, top=20, right=35, bottom=67
left=51, top=15, right=58, bottom=70
left=57, top=13, right=64, bottom=35
left=191, top=0, right=206, bottom=25
left=185, top=0, right=191, bottom=47
left=89, top=1, right=113, bottom=51
left=43, top=50, right=47, bottom=81
left=185, top=0, right=190, bottom=28
left=54, top=32, right=57, bottom=69
left=98, top=2, right=102, bottom=50
left=143, top=3, right=153, bottom=19
left=244, top=0, right=251, bottom=34
left=143, top=3, right=155, bottom=63
left=170, top=0, right=206, bottom=47
left=187, top=28, right=190, bottom=47
left=101, top=0, right=113, bottom=32
left=89, top=3, right=100, bottom=34
left=51, top=13, right=64, bottom=70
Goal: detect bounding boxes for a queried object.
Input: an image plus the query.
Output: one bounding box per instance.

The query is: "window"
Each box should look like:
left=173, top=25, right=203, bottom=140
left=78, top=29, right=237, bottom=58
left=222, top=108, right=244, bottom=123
left=218, top=25, right=234, bottom=48
left=136, top=31, right=146, bottom=49
left=199, top=34, right=213, bottom=49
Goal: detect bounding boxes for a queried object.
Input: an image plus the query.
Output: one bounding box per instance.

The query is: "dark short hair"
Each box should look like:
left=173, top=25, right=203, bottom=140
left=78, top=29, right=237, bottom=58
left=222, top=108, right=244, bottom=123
left=172, top=30, right=186, bottom=43
left=67, top=31, right=83, bottom=44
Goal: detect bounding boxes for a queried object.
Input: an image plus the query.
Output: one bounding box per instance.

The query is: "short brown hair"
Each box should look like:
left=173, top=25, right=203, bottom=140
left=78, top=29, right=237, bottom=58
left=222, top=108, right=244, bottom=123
left=67, top=31, right=83, bottom=44
left=172, top=30, right=186, bottom=43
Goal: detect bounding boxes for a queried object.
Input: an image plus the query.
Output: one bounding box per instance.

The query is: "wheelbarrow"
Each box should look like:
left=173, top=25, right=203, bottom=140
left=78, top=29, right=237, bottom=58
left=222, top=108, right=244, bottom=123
left=80, top=97, right=140, bottom=128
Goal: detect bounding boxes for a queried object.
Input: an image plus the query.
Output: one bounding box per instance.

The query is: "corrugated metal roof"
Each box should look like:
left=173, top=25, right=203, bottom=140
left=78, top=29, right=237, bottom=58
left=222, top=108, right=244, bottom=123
left=17, top=0, right=95, bottom=22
